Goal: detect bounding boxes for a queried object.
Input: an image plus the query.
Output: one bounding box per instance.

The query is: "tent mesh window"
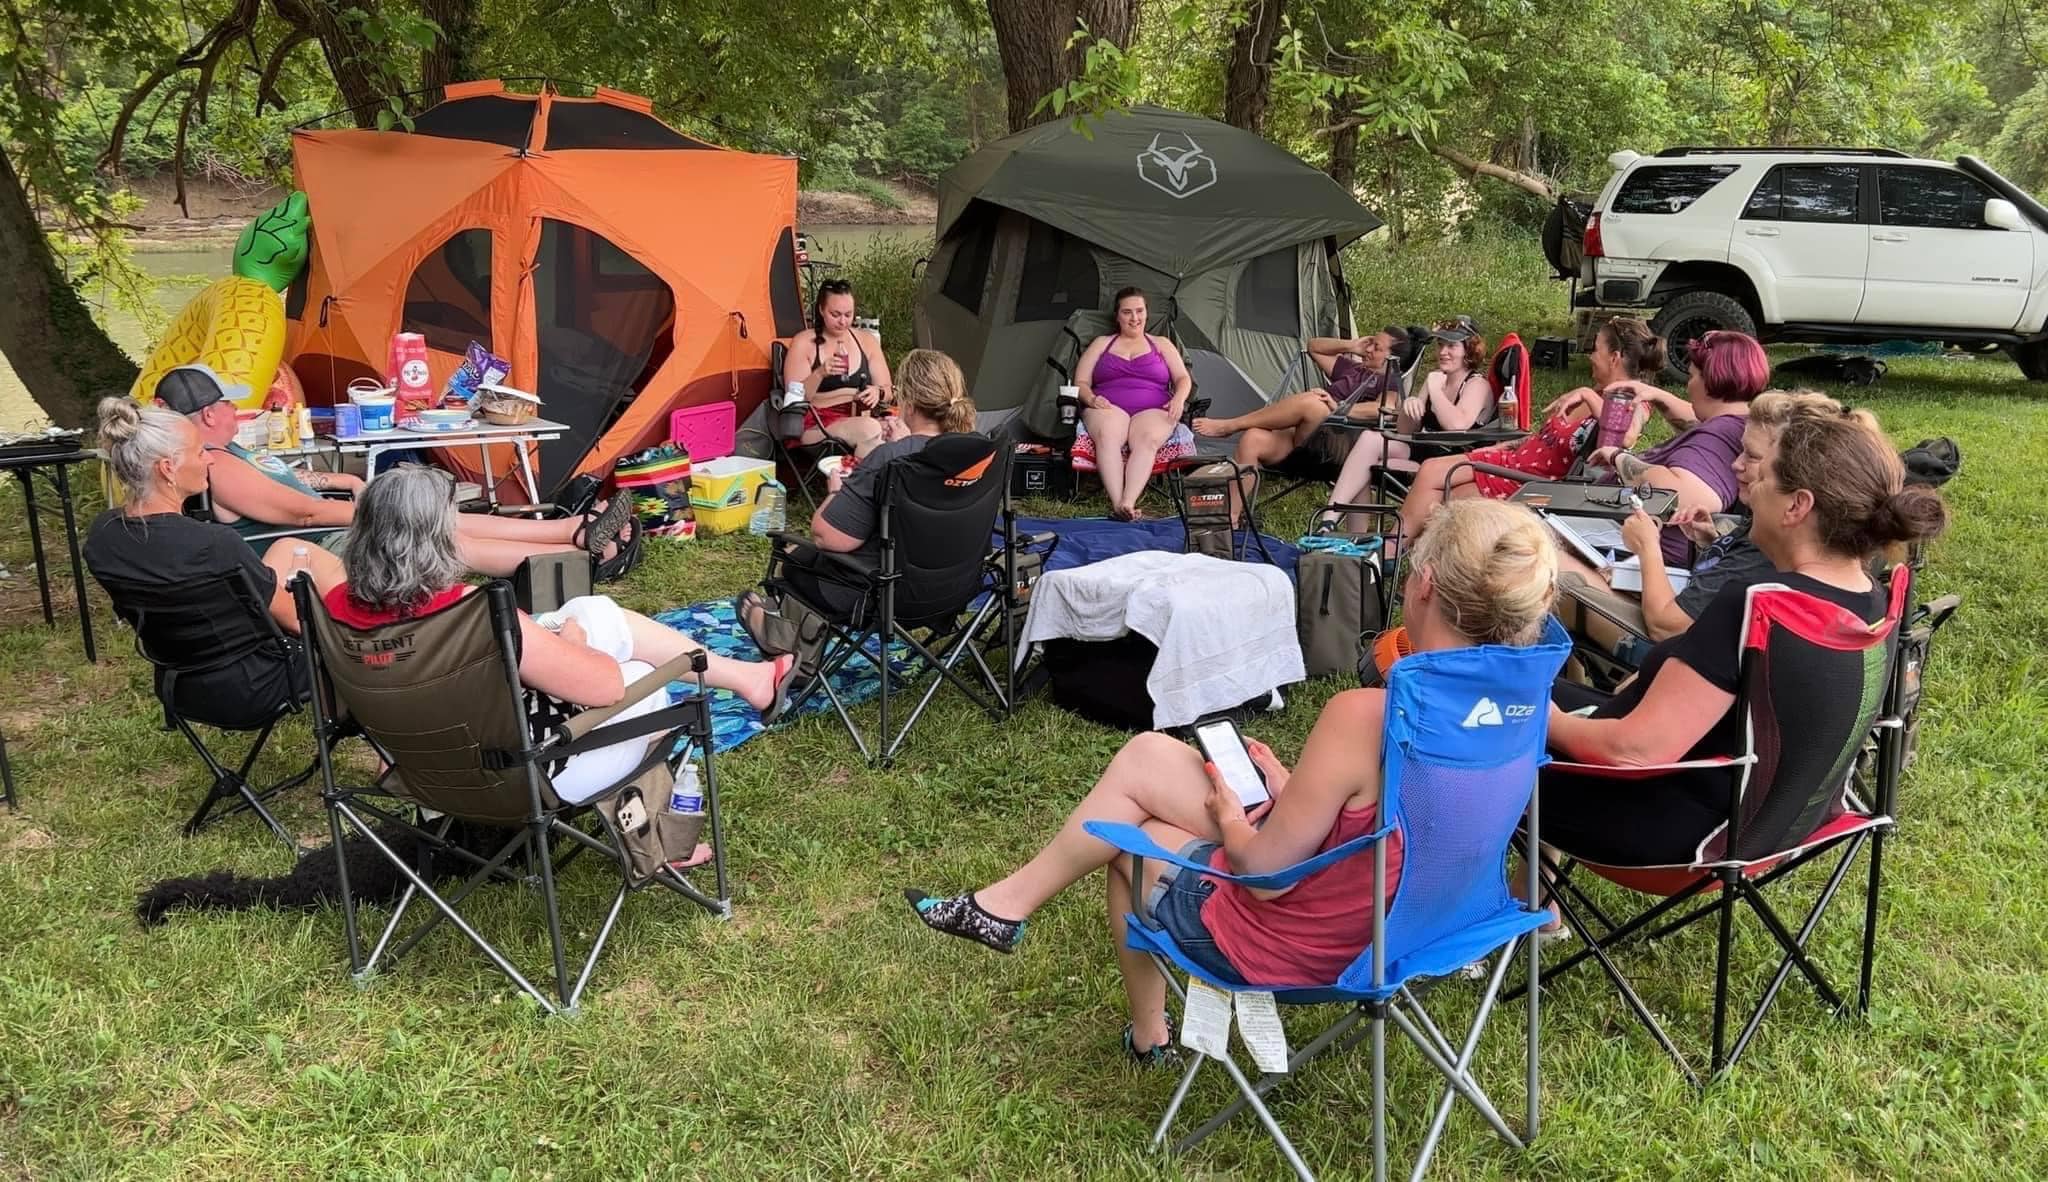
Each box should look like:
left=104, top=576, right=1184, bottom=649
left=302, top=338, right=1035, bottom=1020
left=410, top=95, right=534, bottom=148
left=940, top=208, right=998, bottom=315
left=770, top=228, right=805, bottom=338
left=401, top=229, right=494, bottom=355
left=543, top=102, right=708, bottom=151
left=533, top=219, right=676, bottom=487
left=1235, top=247, right=1300, bottom=336
left=1014, top=222, right=1101, bottom=323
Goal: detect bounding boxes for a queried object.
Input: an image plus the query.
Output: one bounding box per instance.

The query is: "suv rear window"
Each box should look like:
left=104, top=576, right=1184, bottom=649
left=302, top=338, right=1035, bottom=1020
left=1611, top=165, right=1739, bottom=214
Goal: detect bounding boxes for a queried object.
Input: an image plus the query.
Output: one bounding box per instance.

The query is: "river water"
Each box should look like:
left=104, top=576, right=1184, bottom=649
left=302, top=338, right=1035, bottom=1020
left=0, top=223, right=928, bottom=431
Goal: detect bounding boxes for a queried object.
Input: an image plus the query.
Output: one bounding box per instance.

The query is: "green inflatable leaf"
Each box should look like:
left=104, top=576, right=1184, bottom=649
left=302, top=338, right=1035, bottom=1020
left=232, top=190, right=312, bottom=291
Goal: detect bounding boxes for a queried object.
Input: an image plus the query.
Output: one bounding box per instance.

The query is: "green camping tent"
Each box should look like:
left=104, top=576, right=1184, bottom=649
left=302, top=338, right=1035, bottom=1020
left=915, top=106, right=1383, bottom=437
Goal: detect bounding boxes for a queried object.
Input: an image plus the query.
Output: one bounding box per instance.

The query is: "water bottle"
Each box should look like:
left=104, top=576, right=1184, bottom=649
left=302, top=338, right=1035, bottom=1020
left=669, top=761, right=704, bottom=815
left=1597, top=390, right=1635, bottom=450
left=1496, top=383, right=1518, bottom=428
left=747, top=480, right=787, bottom=536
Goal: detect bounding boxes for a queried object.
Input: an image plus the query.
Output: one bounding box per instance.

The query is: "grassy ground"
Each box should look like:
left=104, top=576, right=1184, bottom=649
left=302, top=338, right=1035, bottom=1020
left=3, top=249, right=2046, bottom=1179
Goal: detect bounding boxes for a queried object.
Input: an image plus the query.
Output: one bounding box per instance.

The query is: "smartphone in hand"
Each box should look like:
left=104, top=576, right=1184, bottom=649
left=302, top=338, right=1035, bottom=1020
left=1194, top=718, right=1271, bottom=808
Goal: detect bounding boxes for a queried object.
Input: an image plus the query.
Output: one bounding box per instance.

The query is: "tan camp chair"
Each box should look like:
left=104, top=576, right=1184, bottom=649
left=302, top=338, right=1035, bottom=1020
left=290, top=577, right=728, bottom=1014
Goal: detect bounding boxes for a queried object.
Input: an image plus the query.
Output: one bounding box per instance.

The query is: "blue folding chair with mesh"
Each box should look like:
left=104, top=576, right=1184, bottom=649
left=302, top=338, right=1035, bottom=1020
left=1084, top=620, right=1570, bottom=1182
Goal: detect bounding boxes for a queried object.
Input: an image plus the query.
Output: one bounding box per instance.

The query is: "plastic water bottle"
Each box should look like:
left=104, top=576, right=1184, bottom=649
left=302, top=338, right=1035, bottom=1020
left=747, top=480, right=787, bottom=536
left=1496, top=382, right=1518, bottom=429
left=669, top=761, right=704, bottom=815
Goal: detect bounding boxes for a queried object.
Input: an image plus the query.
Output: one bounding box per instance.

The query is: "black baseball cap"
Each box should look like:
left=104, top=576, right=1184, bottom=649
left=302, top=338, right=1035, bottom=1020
left=155, top=363, right=249, bottom=415
left=1429, top=315, right=1482, bottom=344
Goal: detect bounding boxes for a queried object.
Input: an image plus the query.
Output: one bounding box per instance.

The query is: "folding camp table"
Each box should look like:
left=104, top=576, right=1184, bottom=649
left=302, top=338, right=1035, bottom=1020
left=269, top=416, right=570, bottom=506
left=1, top=438, right=97, bottom=663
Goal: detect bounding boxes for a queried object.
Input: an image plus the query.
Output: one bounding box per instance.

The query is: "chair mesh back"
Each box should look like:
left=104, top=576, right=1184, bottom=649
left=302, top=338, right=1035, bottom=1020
left=1337, top=620, right=1571, bottom=990
left=880, top=434, right=1006, bottom=624
left=93, top=568, right=292, bottom=729
left=305, top=586, right=552, bottom=824
left=1724, top=580, right=1903, bottom=862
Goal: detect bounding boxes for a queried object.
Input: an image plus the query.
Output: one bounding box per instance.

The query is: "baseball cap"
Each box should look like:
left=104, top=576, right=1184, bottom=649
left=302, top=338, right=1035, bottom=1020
left=1429, top=315, right=1482, bottom=344
left=155, top=363, right=250, bottom=415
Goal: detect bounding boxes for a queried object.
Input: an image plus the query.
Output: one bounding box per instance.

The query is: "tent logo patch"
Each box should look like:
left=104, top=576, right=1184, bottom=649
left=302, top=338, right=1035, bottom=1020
left=1136, top=133, right=1217, bottom=199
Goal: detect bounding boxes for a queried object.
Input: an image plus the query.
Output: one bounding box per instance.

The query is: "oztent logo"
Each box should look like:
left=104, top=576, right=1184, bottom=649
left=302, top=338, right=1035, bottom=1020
left=1136, top=133, right=1218, bottom=199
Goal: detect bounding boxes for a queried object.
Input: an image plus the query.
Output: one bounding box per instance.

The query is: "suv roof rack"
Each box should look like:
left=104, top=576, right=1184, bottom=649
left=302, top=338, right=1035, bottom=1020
left=1654, top=146, right=1907, bottom=158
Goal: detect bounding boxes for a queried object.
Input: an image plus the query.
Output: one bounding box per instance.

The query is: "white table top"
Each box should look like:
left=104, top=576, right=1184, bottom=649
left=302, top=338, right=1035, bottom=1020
left=271, top=415, right=571, bottom=457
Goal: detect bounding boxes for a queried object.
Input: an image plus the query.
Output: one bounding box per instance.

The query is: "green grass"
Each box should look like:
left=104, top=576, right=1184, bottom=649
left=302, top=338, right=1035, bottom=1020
left=4, top=251, right=2046, bottom=1178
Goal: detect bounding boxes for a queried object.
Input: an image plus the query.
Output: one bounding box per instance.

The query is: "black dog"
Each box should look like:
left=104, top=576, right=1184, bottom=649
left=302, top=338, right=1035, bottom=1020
left=137, top=820, right=513, bottom=927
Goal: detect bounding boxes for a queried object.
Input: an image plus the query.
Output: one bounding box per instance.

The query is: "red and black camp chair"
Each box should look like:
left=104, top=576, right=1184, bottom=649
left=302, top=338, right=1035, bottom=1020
left=1522, top=572, right=1912, bottom=1086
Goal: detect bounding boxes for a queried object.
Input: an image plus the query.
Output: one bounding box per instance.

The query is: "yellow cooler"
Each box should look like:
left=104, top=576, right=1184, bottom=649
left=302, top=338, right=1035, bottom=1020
left=689, top=456, right=777, bottom=535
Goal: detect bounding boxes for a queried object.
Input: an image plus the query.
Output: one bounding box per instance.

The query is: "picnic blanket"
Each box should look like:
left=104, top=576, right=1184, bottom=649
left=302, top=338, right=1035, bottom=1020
left=655, top=598, right=920, bottom=753
left=1019, top=550, right=1305, bottom=729
left=1013, top=515, right=1301, bottom=579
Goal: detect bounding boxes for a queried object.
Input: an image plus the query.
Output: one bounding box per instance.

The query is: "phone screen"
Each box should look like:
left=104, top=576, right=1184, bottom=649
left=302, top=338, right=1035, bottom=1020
left=1196, top=720, right=1270, bottom=808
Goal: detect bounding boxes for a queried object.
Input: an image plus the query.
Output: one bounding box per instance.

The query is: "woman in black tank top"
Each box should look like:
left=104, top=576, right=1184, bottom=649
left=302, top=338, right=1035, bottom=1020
left=780, top=278, right=897, bottom=458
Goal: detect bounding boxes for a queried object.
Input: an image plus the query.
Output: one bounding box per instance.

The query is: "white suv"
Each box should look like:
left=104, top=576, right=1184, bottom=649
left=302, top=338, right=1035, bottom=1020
left=1569, top=147, right=2048, bottom=380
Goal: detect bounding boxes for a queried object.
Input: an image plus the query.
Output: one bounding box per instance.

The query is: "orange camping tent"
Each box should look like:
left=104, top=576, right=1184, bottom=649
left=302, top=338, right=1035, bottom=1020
left=282, top=80, right=804, bottom=498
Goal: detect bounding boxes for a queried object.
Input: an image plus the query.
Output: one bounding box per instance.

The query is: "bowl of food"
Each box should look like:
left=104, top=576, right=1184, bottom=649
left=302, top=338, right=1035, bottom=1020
left=476, top=382, right=541, bottom=426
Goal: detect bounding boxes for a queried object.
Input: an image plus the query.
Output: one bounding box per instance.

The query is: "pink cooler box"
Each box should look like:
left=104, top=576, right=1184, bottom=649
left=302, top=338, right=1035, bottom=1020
left=669, top=402, right=736, bottom=462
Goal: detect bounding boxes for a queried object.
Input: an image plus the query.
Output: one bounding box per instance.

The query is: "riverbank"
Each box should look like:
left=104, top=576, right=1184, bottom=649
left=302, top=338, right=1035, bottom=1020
left=123, top=175, right=934, bottom=247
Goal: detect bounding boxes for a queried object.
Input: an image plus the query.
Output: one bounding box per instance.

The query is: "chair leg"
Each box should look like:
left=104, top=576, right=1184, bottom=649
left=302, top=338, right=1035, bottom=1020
left=341, top=809, right=562, bottom=1013
left=1726, top=840, right=1865, bottom=1070
left=1858, top=826, right=1887, bottom=1014
left=1371, top=1001, right=1388, bottom=1182
left=533, top=820, right=573, bottom=1010
left=1710, top=870, right=1738, bottom=1077
left=1413, top=942, right=1527, bottom=1179
left=1547, top=872, right=1704, bottom=1088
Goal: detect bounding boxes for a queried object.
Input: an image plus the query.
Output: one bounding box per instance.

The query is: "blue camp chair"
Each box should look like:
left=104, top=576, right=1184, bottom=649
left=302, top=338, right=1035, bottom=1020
left=1085, top=620, right=1571, bottom=1182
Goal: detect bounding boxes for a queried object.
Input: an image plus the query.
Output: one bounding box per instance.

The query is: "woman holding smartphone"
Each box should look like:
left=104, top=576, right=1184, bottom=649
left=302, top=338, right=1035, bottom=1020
left=904, top=499, right=1558, bottom=1066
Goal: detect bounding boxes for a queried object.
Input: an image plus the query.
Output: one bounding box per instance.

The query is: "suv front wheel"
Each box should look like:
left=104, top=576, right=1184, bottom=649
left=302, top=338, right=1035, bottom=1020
left=1650, top=291, right=1758, bottom=382
left=2009, top=340, right=2048, bottom=381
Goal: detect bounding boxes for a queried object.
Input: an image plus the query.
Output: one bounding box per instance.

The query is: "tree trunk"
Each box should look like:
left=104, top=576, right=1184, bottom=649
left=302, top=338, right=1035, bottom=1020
left=1327, top=92, right=1360, bottom=191
left=419, top=0, right=477, bottom=106
left=1222, top=0, right=1286, bottom=134
left=986, top=0, right=1139, bottom=131
left=271, top=0, right=389, bottom=127
left=0, top=148, right=139, bottom=429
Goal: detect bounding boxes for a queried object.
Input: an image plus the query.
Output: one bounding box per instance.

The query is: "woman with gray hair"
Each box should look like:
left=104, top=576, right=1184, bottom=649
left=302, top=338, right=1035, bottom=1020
left=324, top=466, right=798, bottom=805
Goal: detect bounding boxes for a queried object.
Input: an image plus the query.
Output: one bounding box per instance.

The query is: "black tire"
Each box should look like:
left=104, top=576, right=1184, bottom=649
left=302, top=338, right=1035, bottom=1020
left=1650, top=290, right=1758, bottom=383
left=2008, top=340, right=2048, bottom=381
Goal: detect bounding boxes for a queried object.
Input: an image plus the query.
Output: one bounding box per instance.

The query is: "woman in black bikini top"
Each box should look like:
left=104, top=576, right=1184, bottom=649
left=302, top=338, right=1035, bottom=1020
left=781, top=278, right=897, bottom=457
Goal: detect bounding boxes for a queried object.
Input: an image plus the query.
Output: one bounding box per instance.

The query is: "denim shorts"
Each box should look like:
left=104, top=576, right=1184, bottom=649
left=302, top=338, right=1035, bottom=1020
left=1142, top=840, right=1247, bottom=986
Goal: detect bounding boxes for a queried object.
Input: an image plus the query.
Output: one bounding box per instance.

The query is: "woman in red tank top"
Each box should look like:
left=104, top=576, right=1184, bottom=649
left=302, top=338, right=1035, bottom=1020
left=906, top=499, right=1561, bottom=1065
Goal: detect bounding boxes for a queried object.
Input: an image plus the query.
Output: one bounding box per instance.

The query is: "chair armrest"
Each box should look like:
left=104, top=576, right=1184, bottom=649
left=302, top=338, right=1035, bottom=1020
left=558, top=649, right=707, bottom=742
left=1558, top=578, right=1651, bottom=643
left=1084, top=819, right=1395, bottom=893
left=1383, top=427, right=1522, bottom=448
left=1545, top=754, right=1758, bottom=779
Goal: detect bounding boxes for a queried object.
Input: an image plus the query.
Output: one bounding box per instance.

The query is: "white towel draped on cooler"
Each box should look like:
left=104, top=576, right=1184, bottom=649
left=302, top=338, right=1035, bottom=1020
left=1019, top=550, right=1305, bottom=729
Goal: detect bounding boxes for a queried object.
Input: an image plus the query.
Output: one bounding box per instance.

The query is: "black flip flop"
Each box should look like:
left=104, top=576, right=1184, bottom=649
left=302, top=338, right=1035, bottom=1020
left=592, top=513, right=643, bottom=584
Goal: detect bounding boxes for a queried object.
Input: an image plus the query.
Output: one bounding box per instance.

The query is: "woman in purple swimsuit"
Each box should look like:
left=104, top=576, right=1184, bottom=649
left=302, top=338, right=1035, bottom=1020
left=1074, top=288, right=1194, bottom=520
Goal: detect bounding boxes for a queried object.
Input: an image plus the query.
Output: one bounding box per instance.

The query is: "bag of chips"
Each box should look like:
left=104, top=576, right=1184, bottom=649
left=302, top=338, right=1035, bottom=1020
left=443, top=340, right=511, bottom=410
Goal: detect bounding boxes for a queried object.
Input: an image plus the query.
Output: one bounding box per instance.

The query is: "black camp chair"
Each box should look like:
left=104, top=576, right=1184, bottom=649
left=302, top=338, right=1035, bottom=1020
left=1254, top=328, right=1429, bottom=513
left=92, top=566, right=317, bottom=854
left=292, top=577, right=729, bottom=1014
left=1521, top=575, right=1912, bottom=1085
left=765, top=339, right=858, bottom=516
left=762, top=434, right=1035, bottom=765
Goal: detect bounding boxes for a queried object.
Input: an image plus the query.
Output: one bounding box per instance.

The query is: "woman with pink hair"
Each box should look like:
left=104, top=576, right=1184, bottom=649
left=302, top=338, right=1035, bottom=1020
left=1399, top=330, right=1770, bottom=565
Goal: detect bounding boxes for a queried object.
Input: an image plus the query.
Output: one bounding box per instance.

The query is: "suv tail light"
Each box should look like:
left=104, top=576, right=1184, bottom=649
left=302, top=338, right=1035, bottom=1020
left=1583, top=213, right=1605, bottom=259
